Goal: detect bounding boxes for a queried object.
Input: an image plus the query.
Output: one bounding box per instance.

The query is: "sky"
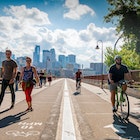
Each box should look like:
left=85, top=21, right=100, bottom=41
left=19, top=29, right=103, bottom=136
left=0, top=0, right=123, bottom=68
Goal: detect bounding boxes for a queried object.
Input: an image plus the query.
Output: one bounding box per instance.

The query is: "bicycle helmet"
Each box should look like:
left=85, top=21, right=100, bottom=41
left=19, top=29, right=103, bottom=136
left=114, top=55, right=122, bottom=60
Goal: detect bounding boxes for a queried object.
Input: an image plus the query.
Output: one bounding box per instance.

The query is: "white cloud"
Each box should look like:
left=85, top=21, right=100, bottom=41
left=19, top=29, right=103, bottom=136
left=3, top=5, right=51, bottom=26
left=0, top=5, right=123, bottom=68
left=0, top=5, right=51, bottom=56
left=63, top=0, right=95, bottom=20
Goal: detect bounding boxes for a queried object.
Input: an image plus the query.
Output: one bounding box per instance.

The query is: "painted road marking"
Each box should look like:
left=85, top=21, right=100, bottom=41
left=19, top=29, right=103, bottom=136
left=104, top=124, right=127, bottom=134
left=6, top=122, right=42, bottom=137
left=6, top=130, right=40, bottom=137
left=62, top=79, right=76, bottom=140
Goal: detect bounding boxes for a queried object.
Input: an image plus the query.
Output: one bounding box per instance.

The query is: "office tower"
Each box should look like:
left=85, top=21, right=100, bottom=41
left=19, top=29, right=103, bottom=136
left=68, top=54, right=76, bottom=64
left=58, top=55, right=66, bottom=68
left=33, top=45, right=40, bottom=67
left=42, top=50, right=51, bottom=71
left=50, top=48, right=56, bottom=62
left=90, top=62, right=106, bottom=74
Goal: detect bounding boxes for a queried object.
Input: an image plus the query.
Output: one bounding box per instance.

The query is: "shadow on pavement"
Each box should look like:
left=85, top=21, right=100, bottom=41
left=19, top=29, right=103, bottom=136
left=113, top=114, right=140, bottom=139
left=0, top=111, right=29, bottom=128
left=0, top=108, right=11, bottom=114
left=129, top=112, right=140, bottom=120
left=73, top=92, right=80, bottom=96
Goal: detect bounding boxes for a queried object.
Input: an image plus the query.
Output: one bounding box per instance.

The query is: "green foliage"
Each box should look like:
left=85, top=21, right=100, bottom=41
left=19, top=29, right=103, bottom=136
left=119, top=47, right=140, bottom=70
left=104, top=0, right=140, bottom=54
left=104, top=47, right=119, bottom=70
left=104, top=45, right=140, bottom=70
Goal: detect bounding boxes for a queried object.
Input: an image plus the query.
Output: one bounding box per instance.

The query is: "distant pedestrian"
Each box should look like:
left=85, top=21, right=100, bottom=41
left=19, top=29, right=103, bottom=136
left=0, top=49, right=17, bottom=109
left=15, top=71, right=20, bottom=91
left=47, top=72, right=52, bottom=86
left=43, top=69, right=47, bottom=86
left=19, top=57, right=39, bottom=111
left=39, top=70, right=44, bottom=88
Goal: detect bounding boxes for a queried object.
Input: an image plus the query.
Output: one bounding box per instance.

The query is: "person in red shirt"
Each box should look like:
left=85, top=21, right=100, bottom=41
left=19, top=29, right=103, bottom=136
left=75, top=69, right=82, bottom=89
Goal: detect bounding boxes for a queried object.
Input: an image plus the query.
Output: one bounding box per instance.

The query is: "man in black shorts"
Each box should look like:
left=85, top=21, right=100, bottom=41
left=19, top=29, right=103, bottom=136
left=108, top=55, right=132, bottom=112
left=0, top=50, right=17, bottom=109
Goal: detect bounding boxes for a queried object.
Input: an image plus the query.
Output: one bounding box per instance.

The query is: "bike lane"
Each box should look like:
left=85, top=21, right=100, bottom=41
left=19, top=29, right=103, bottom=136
left=0, top=79, right=64, bottom=140
left=67, top=79, right=140, bottom=140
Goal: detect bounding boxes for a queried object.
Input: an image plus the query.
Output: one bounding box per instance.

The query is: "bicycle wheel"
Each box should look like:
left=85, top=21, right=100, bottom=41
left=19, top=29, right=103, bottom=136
left=76, top=81, right=81, bottom=93
left=119, top=92, right=130, bottom=119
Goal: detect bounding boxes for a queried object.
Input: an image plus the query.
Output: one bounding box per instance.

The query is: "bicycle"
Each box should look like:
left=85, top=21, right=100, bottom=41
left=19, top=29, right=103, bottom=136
left=114, top=80, right=131, bottom=120
left=76, top=78, right=81, bottom=93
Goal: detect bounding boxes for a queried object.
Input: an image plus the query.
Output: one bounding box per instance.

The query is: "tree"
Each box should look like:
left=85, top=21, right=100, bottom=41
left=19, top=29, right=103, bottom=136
left=104, top=46, right=140, bottom=70
left=104, top=47, right=119, bottom=69
left=104, top=0, right=140, bottom=54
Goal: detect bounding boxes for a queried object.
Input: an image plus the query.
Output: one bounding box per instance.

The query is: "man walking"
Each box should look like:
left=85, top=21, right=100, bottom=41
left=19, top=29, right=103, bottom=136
left=0, top=50, right=17, bottom=109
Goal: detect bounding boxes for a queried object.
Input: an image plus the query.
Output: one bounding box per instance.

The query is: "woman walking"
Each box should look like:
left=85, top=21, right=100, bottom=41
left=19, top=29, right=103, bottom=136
left=19, top=57, right=39, bottom=111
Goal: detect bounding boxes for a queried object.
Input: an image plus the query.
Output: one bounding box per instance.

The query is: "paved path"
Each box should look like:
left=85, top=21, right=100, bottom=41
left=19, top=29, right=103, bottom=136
left=0, top=78, right=139, bottom=140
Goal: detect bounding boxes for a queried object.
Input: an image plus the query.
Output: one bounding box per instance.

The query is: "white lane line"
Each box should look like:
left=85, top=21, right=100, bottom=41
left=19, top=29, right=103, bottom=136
left=62, top=79, right=76, bottom=140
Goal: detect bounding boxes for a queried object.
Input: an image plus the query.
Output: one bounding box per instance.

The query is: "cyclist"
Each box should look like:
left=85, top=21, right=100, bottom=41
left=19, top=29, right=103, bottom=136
left=108, top=55, right=132, bottom=112
left=75, top=69, right=82, bottom=89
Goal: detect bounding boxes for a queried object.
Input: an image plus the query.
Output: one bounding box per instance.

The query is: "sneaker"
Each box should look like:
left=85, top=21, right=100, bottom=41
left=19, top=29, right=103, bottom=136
left=26, top=107, right=33, bottom=112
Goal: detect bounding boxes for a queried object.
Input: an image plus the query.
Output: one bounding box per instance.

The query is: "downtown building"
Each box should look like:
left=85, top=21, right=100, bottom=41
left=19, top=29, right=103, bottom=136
left=90, top=62, right=107, bottom=75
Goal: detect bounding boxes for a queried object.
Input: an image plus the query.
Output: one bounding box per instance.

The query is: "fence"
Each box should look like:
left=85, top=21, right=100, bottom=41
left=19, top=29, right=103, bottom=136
left=83, top=70, right=140, bottom=98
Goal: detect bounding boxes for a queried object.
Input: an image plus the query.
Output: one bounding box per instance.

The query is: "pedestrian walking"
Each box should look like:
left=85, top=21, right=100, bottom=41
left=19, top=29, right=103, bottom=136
left=39, top=70, right=44, bottom=88
left=19, top=57, right=39, bottom=111
left=0, top=49, right=17, bottom=109
left=47, top=72, right=52, bottom=86
left=15, top=71, right=20, bottom=91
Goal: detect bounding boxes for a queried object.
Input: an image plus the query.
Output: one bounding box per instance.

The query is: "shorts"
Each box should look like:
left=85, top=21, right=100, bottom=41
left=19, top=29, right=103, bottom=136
left=76, top=78, right=81, bottom=83
left=109, top=83, right=118, bottom=91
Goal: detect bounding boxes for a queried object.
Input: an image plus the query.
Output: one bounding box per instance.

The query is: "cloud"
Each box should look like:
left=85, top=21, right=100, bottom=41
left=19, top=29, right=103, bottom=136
left=3, top=5, right=51, bottom=26
left=0, top=5, right=51, bottom=56
left=63, top=0, right=95, bottom=20
left=79, top=23, right=116, bottom=42
left=0, top=5, right=122, bottom=68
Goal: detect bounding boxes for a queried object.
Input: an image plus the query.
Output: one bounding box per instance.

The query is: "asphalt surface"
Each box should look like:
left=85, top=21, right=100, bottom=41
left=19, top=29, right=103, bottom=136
left=0, top=78, right=139, bottom=140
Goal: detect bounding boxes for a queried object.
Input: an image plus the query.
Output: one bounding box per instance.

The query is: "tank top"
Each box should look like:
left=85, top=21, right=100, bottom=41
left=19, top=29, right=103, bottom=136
left=23, top=67, right=33, bottom=82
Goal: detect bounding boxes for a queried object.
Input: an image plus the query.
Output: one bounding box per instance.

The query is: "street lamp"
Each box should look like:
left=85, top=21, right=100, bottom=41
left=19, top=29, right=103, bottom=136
left=114, top=34, right=123, bottom=51
left=96, top=40, right=103, bottom=89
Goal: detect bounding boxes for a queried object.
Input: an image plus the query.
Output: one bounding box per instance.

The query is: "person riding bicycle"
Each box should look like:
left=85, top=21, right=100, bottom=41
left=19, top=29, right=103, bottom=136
left=108, top=55, right=132, bottom=112
left=75, top=69, right=82, bottom=89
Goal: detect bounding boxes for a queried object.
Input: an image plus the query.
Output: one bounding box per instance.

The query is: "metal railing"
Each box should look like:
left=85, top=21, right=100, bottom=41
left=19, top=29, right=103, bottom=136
left=83, top=70, right=140, bottom=98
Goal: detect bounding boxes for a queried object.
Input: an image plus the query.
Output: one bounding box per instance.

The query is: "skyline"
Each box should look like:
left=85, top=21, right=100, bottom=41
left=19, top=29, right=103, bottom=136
left=0, top=0, right=123, bottom=68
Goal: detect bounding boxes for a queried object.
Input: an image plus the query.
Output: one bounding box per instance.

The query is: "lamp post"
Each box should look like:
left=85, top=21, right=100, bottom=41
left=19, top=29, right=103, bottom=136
left=96, top=40, right=103, bottom=89
left=114, top=34, right=122, bottom=51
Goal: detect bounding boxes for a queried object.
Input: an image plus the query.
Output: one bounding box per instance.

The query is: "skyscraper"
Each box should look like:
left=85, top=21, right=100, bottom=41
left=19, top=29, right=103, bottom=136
left=58, top=55, right=66, bottom=68
left=68, top=54, right=76, bottom=64
left=50, top=48, right=56, bottom=62
left=33, top=45, right=40, bottom=67
left=42, top=50, right=51, bottom=71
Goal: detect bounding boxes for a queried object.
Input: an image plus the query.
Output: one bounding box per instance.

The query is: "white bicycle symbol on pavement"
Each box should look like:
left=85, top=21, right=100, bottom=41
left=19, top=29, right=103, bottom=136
left=6, top=130, right=40, bottom=137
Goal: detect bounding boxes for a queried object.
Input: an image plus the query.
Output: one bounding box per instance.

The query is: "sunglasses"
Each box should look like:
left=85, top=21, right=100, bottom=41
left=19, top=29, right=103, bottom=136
left=6, top=53, right=11, bottom=55
left=26, top=59, right=31, bottom=62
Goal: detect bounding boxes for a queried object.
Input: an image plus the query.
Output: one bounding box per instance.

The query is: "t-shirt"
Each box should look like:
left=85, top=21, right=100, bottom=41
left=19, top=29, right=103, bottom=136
left=75, top=71, right=82, bottom=79
left=39, top=72, right=44, bottom=79
left=109, top=64, right=129, bottom=83
left=2, top=59, right=17, bottom=80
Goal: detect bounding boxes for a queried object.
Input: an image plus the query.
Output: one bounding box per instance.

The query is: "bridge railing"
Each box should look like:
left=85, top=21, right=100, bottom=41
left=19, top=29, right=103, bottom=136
left=83, top=70, right=140, bottom=98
